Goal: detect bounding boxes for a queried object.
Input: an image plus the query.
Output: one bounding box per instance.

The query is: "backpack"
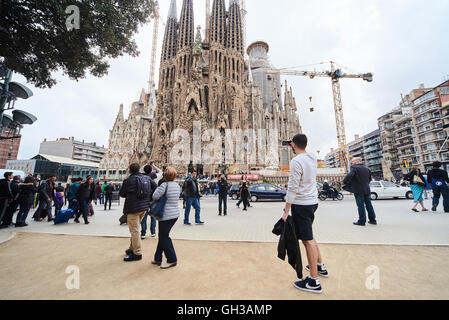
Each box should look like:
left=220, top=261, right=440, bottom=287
left=136, top=175, right=151, bottom=200
left=431, top=178, right=448, bottom=190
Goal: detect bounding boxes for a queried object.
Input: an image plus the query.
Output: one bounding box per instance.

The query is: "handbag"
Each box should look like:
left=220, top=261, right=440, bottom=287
left=149, top=182, right=169, bottom=221
left=413, top=175, right=426, bottom=187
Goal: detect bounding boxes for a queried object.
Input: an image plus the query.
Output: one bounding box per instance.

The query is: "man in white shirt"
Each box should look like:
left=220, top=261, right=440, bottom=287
left=282, top=134, right=328, bottom=294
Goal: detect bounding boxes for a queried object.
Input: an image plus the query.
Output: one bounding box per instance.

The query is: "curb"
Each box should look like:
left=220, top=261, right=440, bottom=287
left=0, top=230, right=17, bottom=245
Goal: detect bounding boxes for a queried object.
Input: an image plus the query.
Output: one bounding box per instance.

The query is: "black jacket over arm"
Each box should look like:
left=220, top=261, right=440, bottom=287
left=183, top=177, right=200, bottom=198
left=272, top=217, right=303, bottom=279
left=343, top=164, right=372, bottom=195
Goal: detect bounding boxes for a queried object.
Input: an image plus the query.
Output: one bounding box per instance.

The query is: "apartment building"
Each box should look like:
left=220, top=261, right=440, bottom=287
left=412, top=80, right=449, bottom=171
left=363, top=129, right=383, bottom=180
left=325, top=148, right=339, bottom=168
left=347, top=134, right=365, bottom=163
left=39, top=137, right=107, bottom=164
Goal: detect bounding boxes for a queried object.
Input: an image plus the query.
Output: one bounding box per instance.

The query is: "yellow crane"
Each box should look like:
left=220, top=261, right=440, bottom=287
left=266, top=61, right=373, bottom=173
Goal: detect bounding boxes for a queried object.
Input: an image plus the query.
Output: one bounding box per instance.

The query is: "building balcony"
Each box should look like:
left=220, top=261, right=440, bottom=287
left=415, top=115, right=441, bottom=127
left=413, top=101, right=439, bottom=116
left=417, top=125, right=444, bottom=136
left=396, top=132, right=414, bottom=140
left=396, top=140, right=415, bottom=149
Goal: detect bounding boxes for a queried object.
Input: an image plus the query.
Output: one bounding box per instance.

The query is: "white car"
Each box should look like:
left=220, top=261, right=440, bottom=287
left=369, top=181, right=413, bottom=200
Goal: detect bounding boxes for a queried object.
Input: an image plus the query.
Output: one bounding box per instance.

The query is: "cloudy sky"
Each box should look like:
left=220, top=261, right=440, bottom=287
left=14, top=0, right=449, bottom=160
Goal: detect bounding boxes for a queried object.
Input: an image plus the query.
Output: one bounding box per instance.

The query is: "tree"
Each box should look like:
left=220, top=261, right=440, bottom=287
left=0, top=0, right=156, bottom=88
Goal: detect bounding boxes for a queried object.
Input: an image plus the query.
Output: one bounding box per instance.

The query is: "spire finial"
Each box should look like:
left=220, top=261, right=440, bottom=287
left=168, top=0, right=177, bottom=19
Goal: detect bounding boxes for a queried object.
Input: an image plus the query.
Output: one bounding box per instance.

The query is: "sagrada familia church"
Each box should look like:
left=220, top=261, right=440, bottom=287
left=99, top=0, right=302, bottom=178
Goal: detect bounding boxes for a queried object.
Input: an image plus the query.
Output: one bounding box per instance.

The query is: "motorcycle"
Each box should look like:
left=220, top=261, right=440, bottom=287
left=318, top=189, right=344, bottom=201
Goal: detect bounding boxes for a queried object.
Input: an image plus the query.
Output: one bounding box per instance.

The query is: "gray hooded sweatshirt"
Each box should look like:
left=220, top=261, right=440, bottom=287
left=286, top=152, right=319, bottom=206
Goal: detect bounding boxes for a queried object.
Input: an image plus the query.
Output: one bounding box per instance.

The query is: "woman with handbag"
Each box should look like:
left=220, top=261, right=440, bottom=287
left=404, top=167, right=429, bottom=213
left=151, top=167, right=181, bottom=269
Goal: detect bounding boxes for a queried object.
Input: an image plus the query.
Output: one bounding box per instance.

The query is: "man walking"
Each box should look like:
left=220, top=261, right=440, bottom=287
left=343, top=157, right=377, bottom=226
left=427, top=161, right=449, bottom=213
left=282, top=134, right=327, bottom=294
left=141, top=164, right=158, bottom=239
left=120, top=163, right=152, bottom=262
left=218, top=175, right=229, bottom=216
left=0, top=172, right=14, bottom=228
left=33, top=176, right=56, bottom=222
left=103, top=182, right=114, bottom=210
left=183, top=170, right=204, bottom=225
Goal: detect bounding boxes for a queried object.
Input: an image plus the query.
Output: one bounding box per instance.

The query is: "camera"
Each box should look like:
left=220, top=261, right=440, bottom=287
left=282, top=141, right=292, bottom=147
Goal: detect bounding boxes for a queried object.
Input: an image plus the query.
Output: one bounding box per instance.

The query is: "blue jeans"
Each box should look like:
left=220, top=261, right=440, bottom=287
left=75, top=200, right=89, bottom=223
left=184, top=197, right=201, bottom=224
left=154, top=218, right=178, bottom=263
left=16, top=204, right=32, bottom=224
left=219, top=195, right=227, bottom=214
left=69, top=199, right=79, bottom=218
left=104, top=194, right=112, bottom=210
left=432, top=187, right=449, bottom=212
left=354, top=194, right=376, bottom=224
left=141, top=211, right=156, bottom=236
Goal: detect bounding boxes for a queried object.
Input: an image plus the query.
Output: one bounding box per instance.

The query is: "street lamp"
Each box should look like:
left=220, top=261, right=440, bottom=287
left=0, top=62, right=37, bottom=140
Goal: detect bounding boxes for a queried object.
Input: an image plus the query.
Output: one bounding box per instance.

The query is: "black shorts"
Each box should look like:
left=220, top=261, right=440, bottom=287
left=291, top=204, right=318, bottom=241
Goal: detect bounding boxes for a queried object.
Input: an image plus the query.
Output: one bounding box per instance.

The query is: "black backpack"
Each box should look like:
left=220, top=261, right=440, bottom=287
left=136, top=175, right=151, bottom=200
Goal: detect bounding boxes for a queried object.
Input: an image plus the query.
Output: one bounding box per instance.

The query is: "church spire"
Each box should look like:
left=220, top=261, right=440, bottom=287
left=161, top=0, right=178, bottom=62
left=178, top=0, right=194, bottom=50
left=210, top=0, right=226, bottom=46
left=227, top=0, right=243, bottom=54
left=168, top=0, right=177, bottom=19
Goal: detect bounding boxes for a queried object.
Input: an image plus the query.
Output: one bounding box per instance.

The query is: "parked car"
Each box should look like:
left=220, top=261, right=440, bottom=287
left=369, top=181, right=413, bottom=200
left=249, top=184, right=287, bottom=202
left=229, top=184, right=240, bottom=200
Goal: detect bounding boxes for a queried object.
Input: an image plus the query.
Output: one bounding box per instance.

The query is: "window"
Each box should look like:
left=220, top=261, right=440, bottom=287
left=370, top=182, right=382, bottom=188
left=383, top=182, right=397, bottom=188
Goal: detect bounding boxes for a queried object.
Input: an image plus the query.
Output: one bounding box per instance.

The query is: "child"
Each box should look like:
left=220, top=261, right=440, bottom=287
left=54, top=189, right=64, bottom=217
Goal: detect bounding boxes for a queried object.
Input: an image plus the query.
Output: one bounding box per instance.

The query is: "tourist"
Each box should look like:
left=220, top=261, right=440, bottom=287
left=183, top=170, right=204, bottom=225
left=2, top=175, right=21, bottom=227
left=151, top=167, right=180, bottom=269
left=15, top=176, right=37, bottom=227
left=218, top=175, right=229, bottom=216
left=121, top=163, right=152, bottom=262
left=427, top=161, right=449, bottom=212
left=343, top=157, right=377, bottom=226
left=239, top=175, right=251, bottom=211
left=0, top=172, right=14, bottom=228
left=64, top=183, right=70, bottom=206
left=282, top=134, right=327, bottom=294
left=404, top=167, right=428, bottom=213
left=141, top=164, right=159, bottom=239
left=33, top=176, right=56, bottom=222
left=54, top=185, right=64, bottom=217
left=68, top=178, right=82, bottom=217
left=74, top=176, right=95, bottom=224
left=95, top=181, right=103, bottom=205
left=103, top=181, right=114, bottom=210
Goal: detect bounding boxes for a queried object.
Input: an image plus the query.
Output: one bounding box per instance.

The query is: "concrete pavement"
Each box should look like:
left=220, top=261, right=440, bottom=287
left=1, top=195, right=448, bottom=245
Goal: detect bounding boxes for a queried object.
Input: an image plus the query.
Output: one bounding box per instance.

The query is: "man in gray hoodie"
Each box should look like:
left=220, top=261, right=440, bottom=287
left=282, top=134, right=328, bottom=294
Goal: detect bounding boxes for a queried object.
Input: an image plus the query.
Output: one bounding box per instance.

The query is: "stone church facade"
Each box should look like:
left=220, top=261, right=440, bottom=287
left=100, top=0, right=302, bottom=179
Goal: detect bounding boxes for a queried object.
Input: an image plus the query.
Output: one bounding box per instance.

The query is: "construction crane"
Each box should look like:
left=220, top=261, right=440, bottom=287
left=266, top=61, right=373, bottom=173
left=148, top=5, right=165, bottom=95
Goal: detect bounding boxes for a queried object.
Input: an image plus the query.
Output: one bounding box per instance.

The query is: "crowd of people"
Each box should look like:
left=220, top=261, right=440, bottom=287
left=0, top=173, right=121, bottom=228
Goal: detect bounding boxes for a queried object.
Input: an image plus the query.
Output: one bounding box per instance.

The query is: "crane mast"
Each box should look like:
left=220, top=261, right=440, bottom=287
left=266, top=62, right=373, bottom=173
left=148, top=6, right=160, bottom=95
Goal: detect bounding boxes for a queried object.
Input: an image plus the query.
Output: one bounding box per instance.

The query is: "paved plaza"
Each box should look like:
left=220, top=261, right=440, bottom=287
left=1, top=195, right=449, bottom=246
left=1, top=195, right=449, bottom=300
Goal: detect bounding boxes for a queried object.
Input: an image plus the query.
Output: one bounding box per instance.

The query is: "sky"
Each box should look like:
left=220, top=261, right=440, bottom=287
left=13, top=0, right=449, bottom=160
